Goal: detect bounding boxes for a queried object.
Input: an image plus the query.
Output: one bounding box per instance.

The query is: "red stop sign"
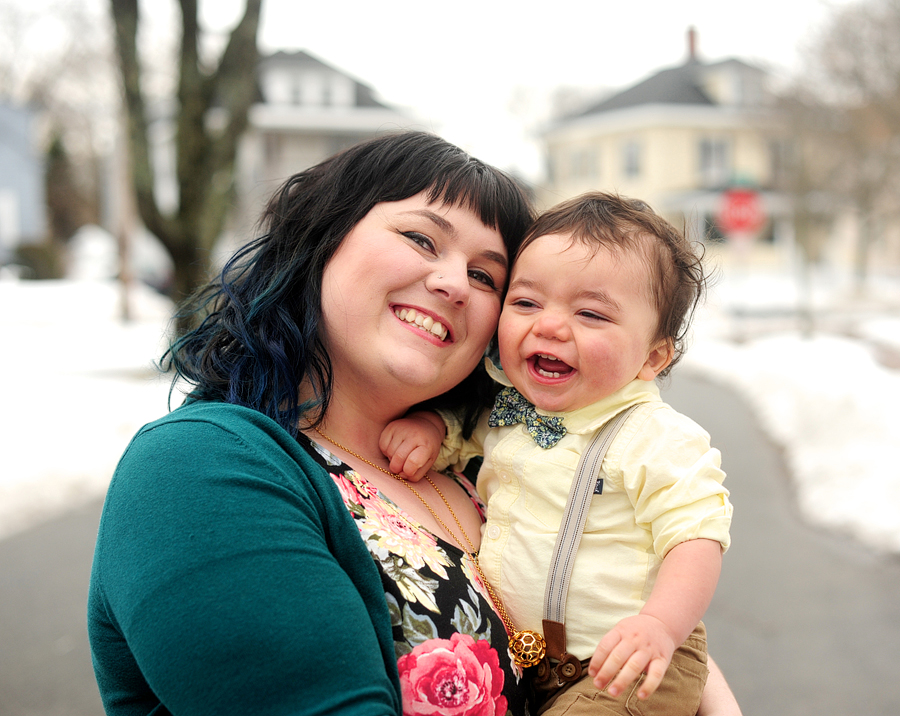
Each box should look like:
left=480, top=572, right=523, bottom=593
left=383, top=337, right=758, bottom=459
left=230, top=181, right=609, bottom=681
left=718, top=189, right=764, bottom=234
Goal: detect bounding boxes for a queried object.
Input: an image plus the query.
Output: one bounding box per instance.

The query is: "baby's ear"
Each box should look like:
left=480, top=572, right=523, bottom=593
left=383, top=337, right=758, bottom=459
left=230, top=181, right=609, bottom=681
left=637, top=338, right=674, bottom=381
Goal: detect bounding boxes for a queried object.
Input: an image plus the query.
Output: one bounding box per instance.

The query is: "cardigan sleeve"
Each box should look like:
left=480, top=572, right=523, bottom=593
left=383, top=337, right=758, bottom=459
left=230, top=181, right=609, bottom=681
left=88, top=405, right=400, bottom=716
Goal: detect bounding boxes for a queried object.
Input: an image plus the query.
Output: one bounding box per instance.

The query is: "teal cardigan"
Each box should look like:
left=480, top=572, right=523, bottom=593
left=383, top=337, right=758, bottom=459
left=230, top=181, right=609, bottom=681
left=88, top=400, right=402, bottom=715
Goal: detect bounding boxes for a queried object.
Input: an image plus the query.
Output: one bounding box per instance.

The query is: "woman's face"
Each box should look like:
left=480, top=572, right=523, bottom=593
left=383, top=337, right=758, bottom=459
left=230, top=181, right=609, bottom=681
left=320, top=192, right=508, bottom=409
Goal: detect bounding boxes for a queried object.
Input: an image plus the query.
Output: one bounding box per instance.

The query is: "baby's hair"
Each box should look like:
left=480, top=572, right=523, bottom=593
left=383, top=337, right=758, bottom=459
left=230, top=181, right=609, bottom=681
left=519, top=192, right=705, bottom=376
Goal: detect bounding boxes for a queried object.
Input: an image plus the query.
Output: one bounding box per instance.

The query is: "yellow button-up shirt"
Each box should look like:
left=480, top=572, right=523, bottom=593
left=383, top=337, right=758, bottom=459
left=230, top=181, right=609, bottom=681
left=439, top=378, right=732, bottom=660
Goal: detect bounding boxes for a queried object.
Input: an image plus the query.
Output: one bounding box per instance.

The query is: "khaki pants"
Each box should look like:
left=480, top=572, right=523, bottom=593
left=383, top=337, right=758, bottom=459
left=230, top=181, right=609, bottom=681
left=533, top=623, right=708, bottom=716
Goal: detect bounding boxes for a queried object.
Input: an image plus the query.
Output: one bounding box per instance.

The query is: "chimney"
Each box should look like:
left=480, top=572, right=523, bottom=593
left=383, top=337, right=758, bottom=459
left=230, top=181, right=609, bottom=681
left=687, top=26, right=697, bottom=61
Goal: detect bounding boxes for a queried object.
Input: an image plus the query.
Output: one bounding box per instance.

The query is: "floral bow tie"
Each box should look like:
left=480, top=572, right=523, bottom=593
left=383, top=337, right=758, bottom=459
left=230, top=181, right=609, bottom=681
left=488, top=387, right=566, bottom=449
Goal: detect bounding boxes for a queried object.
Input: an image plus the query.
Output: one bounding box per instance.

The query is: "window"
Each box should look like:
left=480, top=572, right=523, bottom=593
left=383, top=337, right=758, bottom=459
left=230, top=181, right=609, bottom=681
left=622, top=140, right=641, bottom=179
left=768, top=139, right=792, bottom=187
left=570, top=148, right=599, bottom=181
left=699, top=138, right=730, bottom=186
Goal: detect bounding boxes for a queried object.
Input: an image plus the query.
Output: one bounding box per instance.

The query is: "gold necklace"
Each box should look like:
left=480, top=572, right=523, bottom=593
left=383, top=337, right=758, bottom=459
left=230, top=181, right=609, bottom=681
left=312, top=425, right=546, bottom=667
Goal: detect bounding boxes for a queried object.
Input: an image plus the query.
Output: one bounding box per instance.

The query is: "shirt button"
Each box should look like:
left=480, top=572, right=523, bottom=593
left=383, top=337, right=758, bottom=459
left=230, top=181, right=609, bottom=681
left=487, top=525, right=501, bottom=540
left=499, top=471, right=511, bottom=483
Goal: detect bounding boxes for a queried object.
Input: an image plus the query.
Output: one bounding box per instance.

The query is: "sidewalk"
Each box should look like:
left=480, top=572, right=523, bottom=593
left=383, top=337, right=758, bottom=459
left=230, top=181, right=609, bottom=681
left=0, top=499, right=105, bottom=716
left=664, top=373, right=900, bottom=716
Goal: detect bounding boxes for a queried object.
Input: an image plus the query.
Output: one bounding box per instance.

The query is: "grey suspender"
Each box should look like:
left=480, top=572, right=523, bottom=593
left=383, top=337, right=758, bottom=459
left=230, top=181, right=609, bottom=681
left=538, top=405, right=639, bottom=681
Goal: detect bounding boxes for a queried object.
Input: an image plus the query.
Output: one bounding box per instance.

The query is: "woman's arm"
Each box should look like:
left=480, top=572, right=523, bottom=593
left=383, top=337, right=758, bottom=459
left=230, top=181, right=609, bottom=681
left=699, top=656, right=742, bottom=716
left=89, top=412, right=401, bottom=715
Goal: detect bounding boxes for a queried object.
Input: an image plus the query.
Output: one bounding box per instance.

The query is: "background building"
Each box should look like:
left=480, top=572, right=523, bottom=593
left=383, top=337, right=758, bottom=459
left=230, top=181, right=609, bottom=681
left=232, top=50, right=412, bottom=236
left=0, top=102, right=46, bottom=263
left=540, top=29, right=788, bottom=247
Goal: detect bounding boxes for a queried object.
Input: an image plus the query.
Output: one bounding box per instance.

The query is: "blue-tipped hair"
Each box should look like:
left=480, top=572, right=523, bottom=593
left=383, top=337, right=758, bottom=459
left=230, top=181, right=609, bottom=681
left=162, top=131, right=535, bottom=436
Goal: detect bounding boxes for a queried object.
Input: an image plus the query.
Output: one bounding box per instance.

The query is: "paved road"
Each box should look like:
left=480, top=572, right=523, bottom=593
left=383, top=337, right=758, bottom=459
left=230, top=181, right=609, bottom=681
left=663, top=373, right=900, bottom=716
left=2, top=374, right=899, bottom=715
left=0, top=499, right=105, bottom=716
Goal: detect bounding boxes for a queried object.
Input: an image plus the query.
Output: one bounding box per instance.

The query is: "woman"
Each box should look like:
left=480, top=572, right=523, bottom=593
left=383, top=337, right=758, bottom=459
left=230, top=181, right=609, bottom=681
left=88, top=131, right=740, bottom=715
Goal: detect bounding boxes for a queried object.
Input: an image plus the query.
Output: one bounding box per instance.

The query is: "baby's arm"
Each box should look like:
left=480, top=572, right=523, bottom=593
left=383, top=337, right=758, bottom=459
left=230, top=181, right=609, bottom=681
left=380, top=411, right=446, bottom=481
left=588, top=537, right=722, bottom=700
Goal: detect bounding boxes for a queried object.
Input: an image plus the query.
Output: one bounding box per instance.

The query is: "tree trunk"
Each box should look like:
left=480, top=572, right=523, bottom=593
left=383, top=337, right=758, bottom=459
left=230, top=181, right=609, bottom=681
left=109, top=0, right=262, bottom=326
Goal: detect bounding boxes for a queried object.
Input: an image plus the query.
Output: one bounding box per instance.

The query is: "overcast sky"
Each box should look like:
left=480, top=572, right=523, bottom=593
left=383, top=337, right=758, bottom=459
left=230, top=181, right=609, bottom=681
left=202, top=0, right=849, bottom=178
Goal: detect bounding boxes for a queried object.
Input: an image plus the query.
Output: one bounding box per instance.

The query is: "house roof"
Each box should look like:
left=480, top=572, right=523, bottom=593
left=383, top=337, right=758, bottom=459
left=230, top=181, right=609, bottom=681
left=257, top=50, right=390, bottom=109
left=572, top=57, right=763, bottom=118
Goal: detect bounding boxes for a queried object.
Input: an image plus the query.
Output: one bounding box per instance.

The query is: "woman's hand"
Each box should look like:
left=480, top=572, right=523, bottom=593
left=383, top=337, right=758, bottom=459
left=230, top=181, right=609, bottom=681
left=380, top=411, right=446, bottom=481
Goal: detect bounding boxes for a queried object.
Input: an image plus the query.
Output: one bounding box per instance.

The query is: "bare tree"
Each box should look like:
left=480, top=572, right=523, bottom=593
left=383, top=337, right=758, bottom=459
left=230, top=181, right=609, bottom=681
left=110, top=0, right=262, bottom=319
left=767, top=92, right=836, bottom=335
left=796, top=0, right=900, bottom=290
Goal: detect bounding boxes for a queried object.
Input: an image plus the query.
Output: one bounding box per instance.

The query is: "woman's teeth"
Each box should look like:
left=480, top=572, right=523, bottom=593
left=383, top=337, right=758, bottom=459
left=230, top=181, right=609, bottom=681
left=395, top=308, right=448, bottom=341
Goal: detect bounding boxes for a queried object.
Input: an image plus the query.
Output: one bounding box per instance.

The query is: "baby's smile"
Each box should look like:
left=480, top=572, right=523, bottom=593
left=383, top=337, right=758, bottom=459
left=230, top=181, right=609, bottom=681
left=531, top=353, right=573, bottom=379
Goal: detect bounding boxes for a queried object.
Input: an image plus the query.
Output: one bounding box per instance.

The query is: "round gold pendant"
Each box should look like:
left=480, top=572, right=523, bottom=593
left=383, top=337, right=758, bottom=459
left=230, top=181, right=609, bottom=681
left=509, top=629, right=546, bottom=667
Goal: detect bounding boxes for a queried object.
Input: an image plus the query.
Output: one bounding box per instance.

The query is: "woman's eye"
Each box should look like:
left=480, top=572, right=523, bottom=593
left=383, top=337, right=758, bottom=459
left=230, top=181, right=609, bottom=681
left=402, top=231, right=435, bottom=251
left=468, top=269, right=497, bottom=290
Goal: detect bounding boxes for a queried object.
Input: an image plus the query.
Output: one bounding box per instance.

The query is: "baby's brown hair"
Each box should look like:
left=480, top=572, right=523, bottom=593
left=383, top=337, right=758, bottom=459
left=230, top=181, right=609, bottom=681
left=518, top=192, right=705, bottom=376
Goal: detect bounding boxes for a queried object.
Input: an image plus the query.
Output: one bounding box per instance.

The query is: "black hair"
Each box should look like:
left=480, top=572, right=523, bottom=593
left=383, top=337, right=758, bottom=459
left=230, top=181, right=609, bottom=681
left=162, top=131, right=535, bottom=435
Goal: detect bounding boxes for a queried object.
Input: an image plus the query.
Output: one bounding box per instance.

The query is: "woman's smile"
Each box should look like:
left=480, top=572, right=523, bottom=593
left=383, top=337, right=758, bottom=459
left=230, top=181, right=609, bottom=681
left=393, top=305, right=451, bottom=342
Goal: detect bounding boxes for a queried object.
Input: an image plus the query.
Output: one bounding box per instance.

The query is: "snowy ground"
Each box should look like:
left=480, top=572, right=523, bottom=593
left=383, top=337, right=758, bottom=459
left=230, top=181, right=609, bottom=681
left=2, top=254, right=899, bottom=553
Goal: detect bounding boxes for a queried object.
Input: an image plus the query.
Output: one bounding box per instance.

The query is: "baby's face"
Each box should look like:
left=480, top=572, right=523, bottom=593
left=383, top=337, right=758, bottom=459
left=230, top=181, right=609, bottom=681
left=497, top=233, right=672, bottom=413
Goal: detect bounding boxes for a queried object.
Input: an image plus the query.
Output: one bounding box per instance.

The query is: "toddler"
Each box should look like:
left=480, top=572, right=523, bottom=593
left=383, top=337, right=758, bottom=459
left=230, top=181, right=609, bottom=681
left=382, top=192, right=732, bottom=715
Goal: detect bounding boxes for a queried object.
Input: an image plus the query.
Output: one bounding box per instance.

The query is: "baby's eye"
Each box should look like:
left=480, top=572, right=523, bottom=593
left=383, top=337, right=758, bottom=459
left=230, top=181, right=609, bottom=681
left=468, top=269, right=498, bottom=290
left=511, top=298, right=538, bottom=309
left=402, top=231, right=435, bottom=252
left=579, top=311, right=609, bottom=322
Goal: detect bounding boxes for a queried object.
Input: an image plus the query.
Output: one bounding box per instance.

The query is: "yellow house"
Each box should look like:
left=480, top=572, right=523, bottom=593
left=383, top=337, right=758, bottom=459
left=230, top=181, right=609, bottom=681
left=539, top=32, right=788, bottom=246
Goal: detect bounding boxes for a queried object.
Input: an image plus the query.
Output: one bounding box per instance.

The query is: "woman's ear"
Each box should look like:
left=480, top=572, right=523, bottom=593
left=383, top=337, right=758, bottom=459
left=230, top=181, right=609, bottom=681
left=637, top=337, right=674, bottom=381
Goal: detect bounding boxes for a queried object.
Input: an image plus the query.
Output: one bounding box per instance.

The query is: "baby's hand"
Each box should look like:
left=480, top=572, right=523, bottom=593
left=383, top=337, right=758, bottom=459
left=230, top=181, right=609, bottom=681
left=588, top=614, right=676, bottom=701
left=379, top=412, right=445, bottom=481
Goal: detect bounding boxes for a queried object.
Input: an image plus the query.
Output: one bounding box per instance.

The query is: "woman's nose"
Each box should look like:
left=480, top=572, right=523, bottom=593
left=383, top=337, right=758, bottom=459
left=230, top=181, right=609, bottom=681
left=425, top=263, right=470, bottom=306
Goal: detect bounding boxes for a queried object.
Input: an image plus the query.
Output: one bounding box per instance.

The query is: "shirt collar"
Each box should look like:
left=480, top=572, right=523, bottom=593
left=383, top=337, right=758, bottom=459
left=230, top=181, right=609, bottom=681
left=485, top=357, right=660, bottom=434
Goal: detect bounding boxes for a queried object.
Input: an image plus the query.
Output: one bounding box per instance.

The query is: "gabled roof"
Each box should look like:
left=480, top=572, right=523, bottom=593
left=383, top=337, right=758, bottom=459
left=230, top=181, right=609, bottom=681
left=572, top=57, right=764, bottom=118
left=257, top=50, right=389, bottom=109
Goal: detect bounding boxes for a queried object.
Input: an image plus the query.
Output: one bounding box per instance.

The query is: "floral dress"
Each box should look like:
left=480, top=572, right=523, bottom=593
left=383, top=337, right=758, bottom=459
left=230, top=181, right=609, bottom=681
left=302, top=435, right=531, bottom=716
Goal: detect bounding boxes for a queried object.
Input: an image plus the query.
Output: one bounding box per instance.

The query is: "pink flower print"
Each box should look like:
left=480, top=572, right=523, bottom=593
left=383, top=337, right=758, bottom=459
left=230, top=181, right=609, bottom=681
left=330, top=472, right=362, bottom=506
left=397, top=633, right=507, bottom=716
left=346, top=469, right=378, bottom=499
left=362, top=496, right=451, bottom=578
